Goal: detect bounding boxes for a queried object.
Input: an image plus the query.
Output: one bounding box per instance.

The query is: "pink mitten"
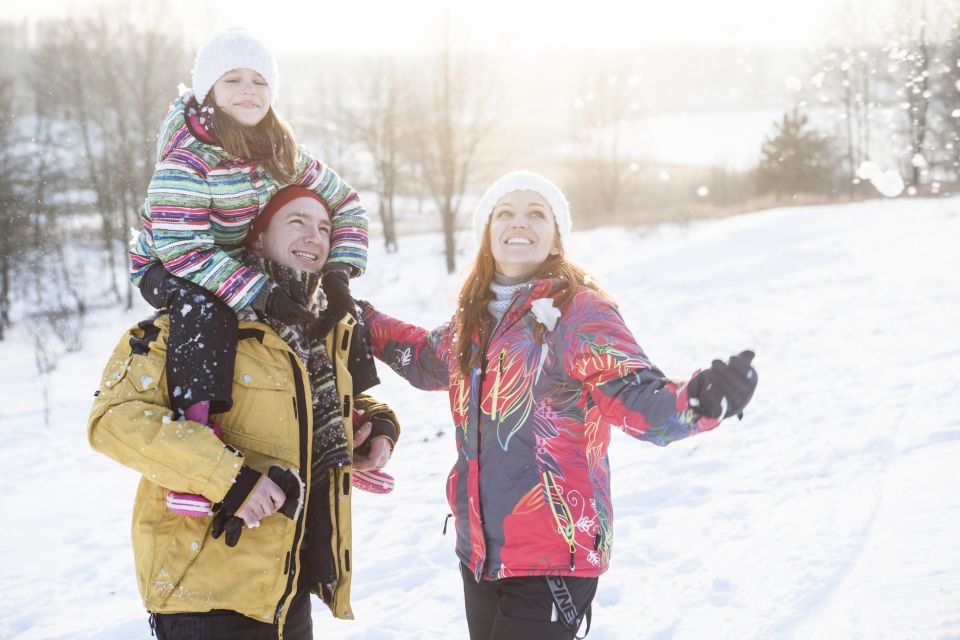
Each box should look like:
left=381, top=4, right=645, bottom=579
left=352, top=468, right=395, bottom=494
left=351, top=408, right=395, bottom=494
left=166, top=421, right=222, bottom=517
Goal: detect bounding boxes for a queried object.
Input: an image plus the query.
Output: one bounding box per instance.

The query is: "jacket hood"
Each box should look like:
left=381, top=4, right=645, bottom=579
left=154, top=92, right=226, bottom=166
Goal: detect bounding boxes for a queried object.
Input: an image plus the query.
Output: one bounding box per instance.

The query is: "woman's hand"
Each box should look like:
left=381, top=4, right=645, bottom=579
left=688, top=350, right=758, bottom=419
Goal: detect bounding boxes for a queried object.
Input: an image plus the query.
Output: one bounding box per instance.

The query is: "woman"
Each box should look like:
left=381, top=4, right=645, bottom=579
left=360, top=170, right=757, bottom=639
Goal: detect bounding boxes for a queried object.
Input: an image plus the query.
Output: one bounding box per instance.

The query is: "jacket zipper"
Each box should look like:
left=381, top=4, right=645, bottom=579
left=474, top=290, right=523, bottom=545
left=490, top=349, right=506, bottom=421
left=333, top=350, right=347, bottom=606
left=274, top=351, right=311, bottom=630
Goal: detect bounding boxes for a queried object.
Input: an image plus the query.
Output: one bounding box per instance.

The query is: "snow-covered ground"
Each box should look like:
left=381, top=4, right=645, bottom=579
left=1, top=196, right=958, bottom=639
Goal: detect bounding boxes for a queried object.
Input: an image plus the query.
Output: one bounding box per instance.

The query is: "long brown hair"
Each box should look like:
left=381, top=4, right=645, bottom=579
left=453, top=218, right=608, bottom=377
left=202, top=93, right=298, bottom=184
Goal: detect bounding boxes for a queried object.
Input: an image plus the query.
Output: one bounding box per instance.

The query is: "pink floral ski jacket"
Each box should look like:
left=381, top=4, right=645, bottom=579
left=363, top=278, right=721, bottom=581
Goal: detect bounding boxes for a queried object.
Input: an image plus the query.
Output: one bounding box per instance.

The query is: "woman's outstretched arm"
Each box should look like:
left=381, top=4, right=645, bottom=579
left=360, top=302, right=453, bottom=391
left=561, top=289, right=722, bottom=446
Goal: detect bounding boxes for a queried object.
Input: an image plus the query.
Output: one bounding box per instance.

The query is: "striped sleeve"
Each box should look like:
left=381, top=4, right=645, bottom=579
left=147, top=163, right=267, bottom=310
left=293, top=149, right=368, bottom=276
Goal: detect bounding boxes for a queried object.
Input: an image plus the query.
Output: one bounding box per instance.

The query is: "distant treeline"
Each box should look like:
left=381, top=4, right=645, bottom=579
left=1, top=4, right=958, bottom=344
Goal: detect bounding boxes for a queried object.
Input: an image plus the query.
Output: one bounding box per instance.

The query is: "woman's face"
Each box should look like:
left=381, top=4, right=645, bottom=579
left=212, top=67, right=270, bottom=127
left=251, top=197, right=331, bottom=273
left=488, top=190, right=559, bottom=277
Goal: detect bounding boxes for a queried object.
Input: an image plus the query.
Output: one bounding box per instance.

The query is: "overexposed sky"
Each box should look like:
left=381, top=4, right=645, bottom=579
left=6, top=0, right=889, bottom=54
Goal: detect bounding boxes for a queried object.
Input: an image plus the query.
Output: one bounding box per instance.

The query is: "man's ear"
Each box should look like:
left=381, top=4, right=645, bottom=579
left=250, top=234, right=263, bottom=252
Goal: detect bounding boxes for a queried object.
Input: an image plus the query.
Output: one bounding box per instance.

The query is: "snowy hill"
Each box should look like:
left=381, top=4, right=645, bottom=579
left=1, top=196, right=958, bottom=639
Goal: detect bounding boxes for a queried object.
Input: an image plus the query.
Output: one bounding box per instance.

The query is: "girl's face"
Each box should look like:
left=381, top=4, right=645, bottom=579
left=212, top=68, right=270, bottom=127
left=251, top=197, right=331, bottom=273
left=489, top=190, right=559, bottom=277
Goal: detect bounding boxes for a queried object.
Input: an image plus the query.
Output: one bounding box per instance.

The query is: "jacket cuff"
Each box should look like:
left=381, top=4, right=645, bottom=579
left=368, top=417, right=398, bottom=448
left=198, top=444, right=245, bottom=503
left=220, top=465, right=263, bottom=514
left=323, top=261, right=354, bottom=278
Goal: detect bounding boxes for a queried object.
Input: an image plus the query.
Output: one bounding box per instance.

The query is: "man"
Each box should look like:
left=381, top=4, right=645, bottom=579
left=88, top=185, right=398, bottom=639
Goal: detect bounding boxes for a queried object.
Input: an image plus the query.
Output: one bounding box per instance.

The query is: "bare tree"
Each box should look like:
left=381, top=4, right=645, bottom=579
left=827, top=46, right=876, bottom=186
left=569, top=55, right=641, bottom=218
left=294, top=66, right=360, bottom=183
left=0, top=76, right=22, bottom=339
left=926, top=8, right=960, bottom=183
left=886, top=2, right=934, bottom=187
left=411, top=47, right=494, bottom=273
left=0, top=65, right=79, bottom=341
left=34, top=10, right=188, bottom=308
left=340, top=58, right=412, bottom=253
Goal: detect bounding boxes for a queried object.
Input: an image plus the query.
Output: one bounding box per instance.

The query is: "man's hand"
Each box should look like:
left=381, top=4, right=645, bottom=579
left=235, top=476, right=286, bottom=525
left=353, top=421, right=393, bottom=470
left=210, top=467, right=287, bottom=547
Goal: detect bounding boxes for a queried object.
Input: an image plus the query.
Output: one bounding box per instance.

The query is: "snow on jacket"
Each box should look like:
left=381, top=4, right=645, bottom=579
left=363, top=278, right=721, bottom=581
left=88, top=311, right=396, bottom=624
left=129, top=93, right=368, bottom=311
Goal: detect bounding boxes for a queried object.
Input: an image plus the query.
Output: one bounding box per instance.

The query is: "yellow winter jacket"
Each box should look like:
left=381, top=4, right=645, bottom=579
left=87, top=312, right=396, bottom=628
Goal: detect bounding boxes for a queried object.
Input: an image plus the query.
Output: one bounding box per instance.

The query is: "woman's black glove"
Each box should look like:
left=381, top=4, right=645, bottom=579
left=687, top=350, right=758, bottom=420
left=252, top=286, right=316, bottom=325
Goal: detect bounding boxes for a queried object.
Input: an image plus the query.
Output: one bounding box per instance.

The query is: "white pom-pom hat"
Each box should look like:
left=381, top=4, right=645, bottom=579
left=473, top=171, right=572, bottom=246
left=191, top=29, right=279, bottom=105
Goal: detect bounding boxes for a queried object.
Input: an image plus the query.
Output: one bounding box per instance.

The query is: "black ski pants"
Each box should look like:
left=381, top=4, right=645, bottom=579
left=151, top=586, right=312, bottom=640
left=139, top=263, right=237, bottom=415
left=460, top=563, right=597, bottom=640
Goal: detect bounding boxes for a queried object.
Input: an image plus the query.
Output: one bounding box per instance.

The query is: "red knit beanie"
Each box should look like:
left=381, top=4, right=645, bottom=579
left=246, top=185, right=328, bottom=248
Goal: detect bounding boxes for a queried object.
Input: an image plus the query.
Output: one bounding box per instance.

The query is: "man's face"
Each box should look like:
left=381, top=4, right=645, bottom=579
left=251, top=197, right=331, bottom=273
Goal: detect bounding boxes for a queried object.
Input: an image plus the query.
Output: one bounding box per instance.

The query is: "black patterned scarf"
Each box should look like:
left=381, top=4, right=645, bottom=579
left=240, top=253, right=350, bottom=473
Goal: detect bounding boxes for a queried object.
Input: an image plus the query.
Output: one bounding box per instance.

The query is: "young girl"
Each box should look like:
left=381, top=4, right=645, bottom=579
left=130, top=29, right=370, bottom=512
left=360, top=171, right=758, bottom=639
left=131, top=29, right=367, bottom=421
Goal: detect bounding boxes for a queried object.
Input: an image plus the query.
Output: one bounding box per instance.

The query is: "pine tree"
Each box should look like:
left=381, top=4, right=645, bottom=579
left=757, top=107, right=838, bottom=198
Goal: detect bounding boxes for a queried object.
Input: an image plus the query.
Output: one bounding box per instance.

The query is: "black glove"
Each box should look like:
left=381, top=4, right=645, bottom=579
left=687, top=350, right=758, bottom=420
left=348, top=317, right=381, bottom=394
left=257, top=287, right=316, bottom=325
left=210, top=510, right=245, bottom=547
left=210, top=465, right=305, bottom=547
left=210, top=465, right=261, bottom=547
left=267, top=465, right=305, bottom=520
left=314, top=268, right=355, bottom=338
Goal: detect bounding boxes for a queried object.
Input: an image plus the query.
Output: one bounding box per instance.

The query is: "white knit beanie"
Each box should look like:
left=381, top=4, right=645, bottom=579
left=473, top=171, right=572, bottom=246
left=191, top=30, right=278, bottom=105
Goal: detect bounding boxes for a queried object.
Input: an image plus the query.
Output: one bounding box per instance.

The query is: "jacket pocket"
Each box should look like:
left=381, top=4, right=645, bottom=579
left=445, top=468, right=458, bottom=513
left=102, top=353, right=165, bottom=396
left=141, top=503, right=210, bottom=608
left=221, top=357, right=299, bottom=464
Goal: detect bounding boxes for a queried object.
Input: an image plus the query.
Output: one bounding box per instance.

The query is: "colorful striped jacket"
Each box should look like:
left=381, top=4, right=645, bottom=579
left=130, top=94, right=368, bottom=310
left=363, top=279, right=722, bottom=581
